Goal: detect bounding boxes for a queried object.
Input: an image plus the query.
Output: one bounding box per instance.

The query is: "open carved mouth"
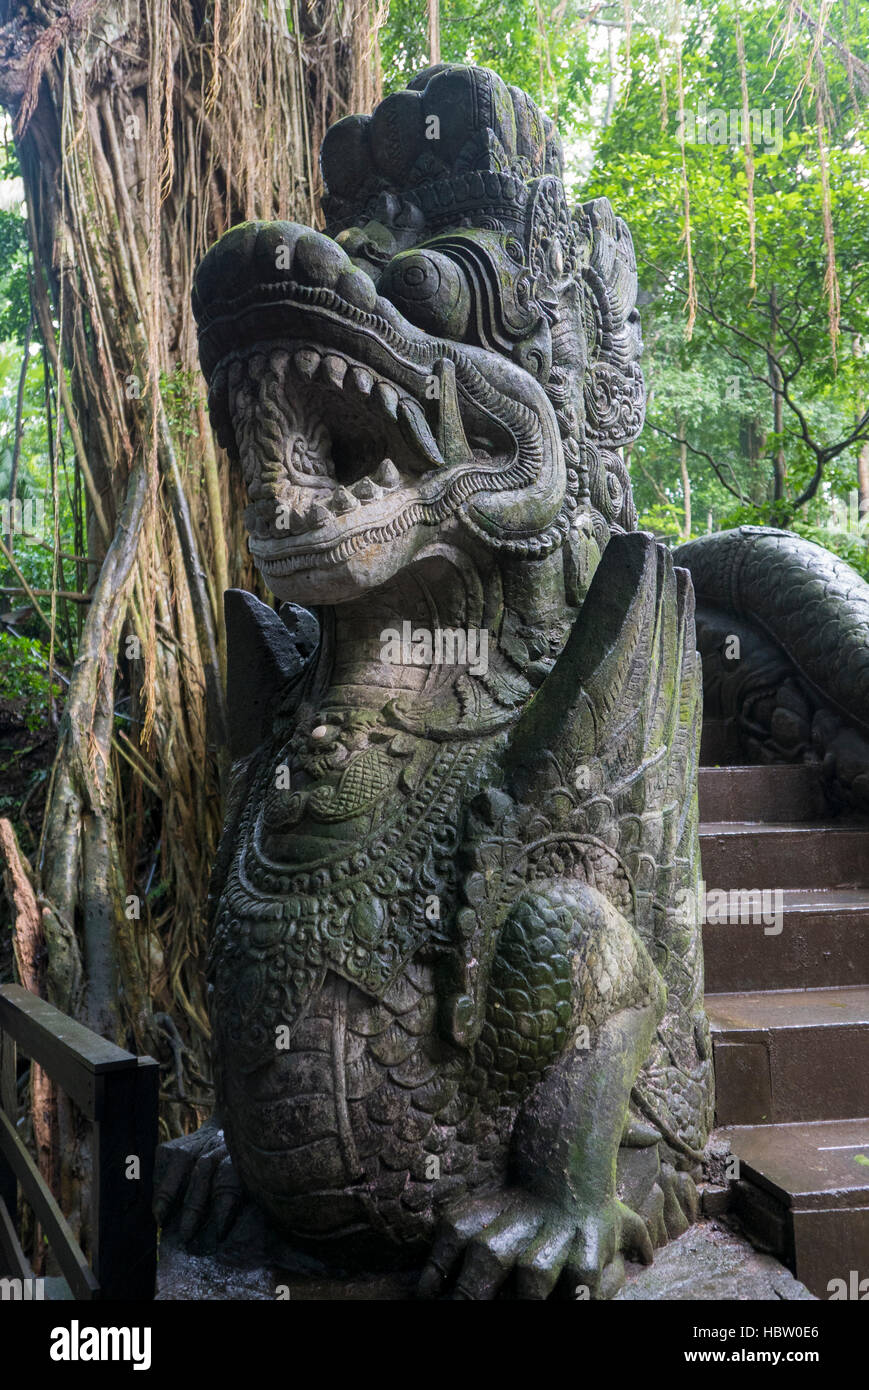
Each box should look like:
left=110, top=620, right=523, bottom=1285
left=194, top=221, right=569, bottom=593
left=216, top=339, right=526, bottom=582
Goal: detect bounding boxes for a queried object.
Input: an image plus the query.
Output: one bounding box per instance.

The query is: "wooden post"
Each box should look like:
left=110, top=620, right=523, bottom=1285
left=0, top=1030, right=17, bottom=1232
left=92, top=1056, right=160, bottom=1300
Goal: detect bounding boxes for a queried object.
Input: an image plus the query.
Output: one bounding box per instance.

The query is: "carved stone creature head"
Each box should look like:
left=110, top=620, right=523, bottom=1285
left=193, top=64, right=644, bottom=605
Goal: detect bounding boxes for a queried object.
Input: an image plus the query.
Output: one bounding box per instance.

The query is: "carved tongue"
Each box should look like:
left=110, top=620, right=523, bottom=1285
left=433, top=358, right=474, bottom=468
left=397, top=399, right=444, bottom=471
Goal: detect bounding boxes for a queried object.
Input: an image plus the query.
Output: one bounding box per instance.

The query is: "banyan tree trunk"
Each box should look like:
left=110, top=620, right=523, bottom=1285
left=0, top=0, right=379, bottom=1242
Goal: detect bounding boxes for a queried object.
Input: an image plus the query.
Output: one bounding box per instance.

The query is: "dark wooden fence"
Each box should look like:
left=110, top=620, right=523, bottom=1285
left=0, top=984, right=159, bottom=1299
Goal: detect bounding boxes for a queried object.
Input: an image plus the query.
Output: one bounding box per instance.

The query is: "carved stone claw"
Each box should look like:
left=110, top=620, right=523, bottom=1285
left=418, top=1189, right=653, bottom=1301
left=152, top=1118, right=245, bottom=1244
left=658, top=1163, right=701, bottom=1240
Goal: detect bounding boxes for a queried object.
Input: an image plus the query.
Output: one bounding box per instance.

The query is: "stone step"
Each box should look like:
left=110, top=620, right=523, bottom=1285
left=698, top=765, right=828, bottom=823
left=706, top=986, right=869, bottom=1125
left=699, top=822, right=869, bottom=890
left=703, top=888, right=869, bottom=993
left=723, top=1118, right=869, bottom=1299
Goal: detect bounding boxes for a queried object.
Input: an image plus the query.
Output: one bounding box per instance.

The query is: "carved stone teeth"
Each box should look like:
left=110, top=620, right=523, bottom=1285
left=306, top=501, right=331, bottom=529
left=294, top=348, right=321, bottom=381
left=288, top=506, right=308, bottom=535
left=397, top=398, right=444, bottom=470
left=346, top=366, right=374, bottom=397
left=351, top=476, right=380, bottom=502
left=373, top=458, right=400, bottom=490
left=320, top=354, right=347, bottom=389
left=373, top=380, right=400, bottom=420
left=330, top=485, right=359, bottom=514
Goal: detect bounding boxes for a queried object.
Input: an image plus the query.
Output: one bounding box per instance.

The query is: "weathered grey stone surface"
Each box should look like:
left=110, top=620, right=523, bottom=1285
left=155, top=1219, right=814, bottom=1301
left=618, top=1223, right=815, bottom=1301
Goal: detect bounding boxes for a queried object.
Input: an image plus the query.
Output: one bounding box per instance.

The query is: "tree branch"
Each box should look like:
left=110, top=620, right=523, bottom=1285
left=645, top=422, right=750, bottom=504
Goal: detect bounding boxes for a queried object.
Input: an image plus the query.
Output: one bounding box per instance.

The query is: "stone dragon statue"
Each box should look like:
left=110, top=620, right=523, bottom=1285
left=675, top=528, right=869, bottom=814
left=153, top=63, right=869, bottom=1299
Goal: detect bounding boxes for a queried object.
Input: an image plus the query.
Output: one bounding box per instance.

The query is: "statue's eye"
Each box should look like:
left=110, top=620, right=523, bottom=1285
left=377, top=249, right=470, bottom=338
left=516, top=275, right=532, bottom=304
left=505, top=238, right=525, bottom=264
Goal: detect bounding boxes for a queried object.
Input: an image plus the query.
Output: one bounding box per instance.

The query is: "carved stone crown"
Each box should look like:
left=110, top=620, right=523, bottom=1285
left=321, top=64, right=564, bottom=235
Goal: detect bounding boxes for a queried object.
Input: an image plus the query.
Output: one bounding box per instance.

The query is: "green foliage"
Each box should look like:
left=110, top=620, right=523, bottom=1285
left=0, top=144, right=30, bottom=346
left=636, top=500, right=685, bottom=545
left=377, top=3, right=869, bottom=542
left=380, top=0, right=594, bottom=142
left=0, top=161, right=79, bottom=693
left=0, top=632, right=62, bottom=731
left=0, top=342, right=50, bottom=489
left=0, top=209, right=30, bottom=346
left=160, top=365, right=203, bottom=442
left=0, top=141, right=71, bottom=616
left=581, top=0, right=869, bottom=531
left=0, top=340, right=75, bottom=601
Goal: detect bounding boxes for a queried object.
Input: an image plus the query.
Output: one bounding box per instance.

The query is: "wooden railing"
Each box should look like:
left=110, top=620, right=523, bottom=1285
left=0, top=984, right=159, bottom=1300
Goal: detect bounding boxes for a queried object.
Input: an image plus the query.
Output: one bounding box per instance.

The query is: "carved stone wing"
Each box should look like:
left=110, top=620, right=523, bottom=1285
left=508, top=531, right=713, bottom=1159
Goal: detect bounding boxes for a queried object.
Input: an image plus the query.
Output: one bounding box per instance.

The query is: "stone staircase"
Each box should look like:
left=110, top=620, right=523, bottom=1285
left=699, top=761, right=869, bottom=1299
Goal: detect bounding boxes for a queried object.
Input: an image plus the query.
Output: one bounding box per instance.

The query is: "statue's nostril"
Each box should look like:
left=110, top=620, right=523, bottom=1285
left=293, top=231, right=352, bottom=289
left=336, top=268, right=377, bottom=312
